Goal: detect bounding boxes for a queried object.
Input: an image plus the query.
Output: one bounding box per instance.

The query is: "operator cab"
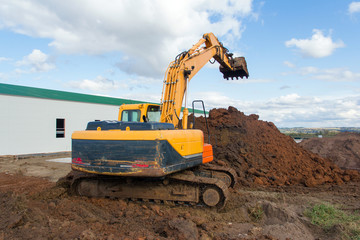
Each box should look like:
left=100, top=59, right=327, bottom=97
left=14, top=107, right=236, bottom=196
left=118, top=103, right=161, bottom=123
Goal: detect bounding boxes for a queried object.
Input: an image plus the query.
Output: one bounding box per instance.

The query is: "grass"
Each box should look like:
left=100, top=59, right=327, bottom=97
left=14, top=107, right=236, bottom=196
left=248, top=203, right=264, bottom=222
left=305, top=203, right=360, bottom=240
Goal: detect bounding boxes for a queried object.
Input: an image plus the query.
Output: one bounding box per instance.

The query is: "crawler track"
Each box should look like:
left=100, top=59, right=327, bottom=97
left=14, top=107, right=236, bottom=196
left=195, top=164, right=237, bottom=188
left=65, top=169, right=230, bottom=209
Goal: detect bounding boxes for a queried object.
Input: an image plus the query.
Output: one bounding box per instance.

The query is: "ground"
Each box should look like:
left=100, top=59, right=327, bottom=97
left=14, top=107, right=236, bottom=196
left=1, top=107, right=359, bottom=239
left=1, top=153, right=359, bottom=240
left=300, top=132, right=360, bottom=171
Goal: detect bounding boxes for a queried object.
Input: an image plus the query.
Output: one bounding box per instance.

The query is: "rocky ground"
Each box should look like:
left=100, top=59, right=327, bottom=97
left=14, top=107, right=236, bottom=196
left=1, top=107, right=359, bottom=240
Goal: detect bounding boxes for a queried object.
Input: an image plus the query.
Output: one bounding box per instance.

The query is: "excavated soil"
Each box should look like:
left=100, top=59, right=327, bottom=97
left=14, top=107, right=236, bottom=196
left=191, top=107, right=360, bottom=187
left=299, top=132, right=360, bottom=171
left=1, top=172, right=360, bottom=240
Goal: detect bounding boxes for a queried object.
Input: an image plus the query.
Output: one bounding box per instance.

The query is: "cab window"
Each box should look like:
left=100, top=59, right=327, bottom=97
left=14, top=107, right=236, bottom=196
left=121, top=110, right=141, bottom=122
left=147, top=106, right=161, bottom=122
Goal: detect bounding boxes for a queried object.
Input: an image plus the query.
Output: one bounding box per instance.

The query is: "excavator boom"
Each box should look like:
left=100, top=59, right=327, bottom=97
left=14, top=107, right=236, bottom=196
left=160, top=33, right=249, bottom=128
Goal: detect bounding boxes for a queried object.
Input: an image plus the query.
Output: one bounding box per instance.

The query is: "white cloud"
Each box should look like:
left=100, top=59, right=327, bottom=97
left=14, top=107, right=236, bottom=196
left=225, top=78, right=273, bottom=84
left=285, top=29, right=345, bottom=58
left=16, top=49, right=55, bottom=72
left=275, top=94, right=360, bottom=127
left=192, top=91, right=238, bottom=109
left=0, top=0, right=254, bottom=77
left=283, top=64, right=360, bottom=82
left=283, top=61, right=295, bottom=68
left=68, top=76, right=122, bottom=92
left=349, top=2, right=360, bottom=14
left=192, top=91, right=360, bottom=127
left=122, top=92, right=162, bottom=103
left=126, top=76, right=161, bottom=90
left=0, top=72, right=6, bottom=80
left=297, top=66, right=360, bottom=82
left=313, top=69, right=360, bottom=81
left=271, top=93, right=302, bottom=104
left=0, top=57, right=11, bottom=62
left=300, top=66, right=319, bottom=75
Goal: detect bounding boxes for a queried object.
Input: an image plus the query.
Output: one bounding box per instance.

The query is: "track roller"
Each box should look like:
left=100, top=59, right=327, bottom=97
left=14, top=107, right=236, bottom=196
left=202, top=186, right=222, bottom=207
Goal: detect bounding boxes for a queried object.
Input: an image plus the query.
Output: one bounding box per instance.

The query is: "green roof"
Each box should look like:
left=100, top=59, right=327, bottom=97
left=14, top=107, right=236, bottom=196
left=0, top=82, right=207, bottom=114
left=0, top=82, right=146, bottom=106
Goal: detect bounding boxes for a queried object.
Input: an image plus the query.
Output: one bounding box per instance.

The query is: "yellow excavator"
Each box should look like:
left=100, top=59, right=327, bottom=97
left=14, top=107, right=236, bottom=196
left=67, top=33, right=249, bottom=208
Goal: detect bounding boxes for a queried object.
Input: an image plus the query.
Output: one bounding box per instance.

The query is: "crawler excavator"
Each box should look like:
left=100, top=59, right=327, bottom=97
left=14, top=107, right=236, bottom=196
left=67, top=33, right=249, bottom=208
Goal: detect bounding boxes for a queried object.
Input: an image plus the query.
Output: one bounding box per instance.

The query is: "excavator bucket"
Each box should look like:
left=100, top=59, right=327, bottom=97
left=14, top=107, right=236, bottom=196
left=220, top=57, right=249, bottom=80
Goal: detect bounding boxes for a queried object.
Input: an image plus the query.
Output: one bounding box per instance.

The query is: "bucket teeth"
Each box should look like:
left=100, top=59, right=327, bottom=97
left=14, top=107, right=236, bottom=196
left=220, top=57, right=249, bottom=80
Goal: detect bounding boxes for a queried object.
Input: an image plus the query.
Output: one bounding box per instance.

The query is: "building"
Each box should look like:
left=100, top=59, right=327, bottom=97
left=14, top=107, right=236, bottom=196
left=0, top=83, right=150, bottom=155
left=0, top=83, right=207, bottom=156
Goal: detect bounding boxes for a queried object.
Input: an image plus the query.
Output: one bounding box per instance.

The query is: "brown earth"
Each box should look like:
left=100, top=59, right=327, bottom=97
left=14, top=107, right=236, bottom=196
left=1, top=170, right=360, bottom=240
left=191, top=107, right=360, bottom=187
left=299, top=132, right=360, bottom=171
left=1, top=107, right=360, bottom=239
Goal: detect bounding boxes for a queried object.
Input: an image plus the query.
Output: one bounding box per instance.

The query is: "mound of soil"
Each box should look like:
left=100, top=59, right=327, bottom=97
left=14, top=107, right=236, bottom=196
left=191, top=106, right=360, bottom=187
left=299, top=132, right=360, bottom=171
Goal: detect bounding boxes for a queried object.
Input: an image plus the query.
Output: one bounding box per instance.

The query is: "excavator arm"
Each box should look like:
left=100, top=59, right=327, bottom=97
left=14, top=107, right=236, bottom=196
left=160, top=33, right=249, bottom=128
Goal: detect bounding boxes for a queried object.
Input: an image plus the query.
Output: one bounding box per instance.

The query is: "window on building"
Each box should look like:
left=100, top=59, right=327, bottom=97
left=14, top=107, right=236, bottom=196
left=56, top=118, right=65, bottom=138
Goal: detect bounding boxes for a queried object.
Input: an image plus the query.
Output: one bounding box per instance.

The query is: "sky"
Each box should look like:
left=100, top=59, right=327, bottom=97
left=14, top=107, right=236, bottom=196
left=0, top=0, right=360, bottom=128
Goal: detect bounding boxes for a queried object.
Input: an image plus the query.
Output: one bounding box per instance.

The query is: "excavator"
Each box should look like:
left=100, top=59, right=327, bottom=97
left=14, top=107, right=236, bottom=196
left=66, top=33, right=249, bottom=209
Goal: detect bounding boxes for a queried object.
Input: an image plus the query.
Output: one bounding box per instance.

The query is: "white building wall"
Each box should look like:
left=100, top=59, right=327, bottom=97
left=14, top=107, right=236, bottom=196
left=0, top=95, right=120, bottom=155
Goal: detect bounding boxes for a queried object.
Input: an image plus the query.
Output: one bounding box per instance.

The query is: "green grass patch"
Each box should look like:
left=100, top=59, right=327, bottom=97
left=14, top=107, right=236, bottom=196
left=248, top=203, right=264, bottom=222
left=305, top=203, right=360, bottom=240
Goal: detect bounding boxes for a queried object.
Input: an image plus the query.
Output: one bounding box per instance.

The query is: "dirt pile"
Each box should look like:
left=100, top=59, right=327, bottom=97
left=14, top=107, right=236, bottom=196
left=299, top=132, right=360, bottom=171
left=191, top=106, right=360, bottom=187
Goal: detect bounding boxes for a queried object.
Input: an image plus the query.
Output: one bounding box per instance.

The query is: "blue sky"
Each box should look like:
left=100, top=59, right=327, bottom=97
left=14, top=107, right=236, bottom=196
left=1, top=0, right=360, bottom=127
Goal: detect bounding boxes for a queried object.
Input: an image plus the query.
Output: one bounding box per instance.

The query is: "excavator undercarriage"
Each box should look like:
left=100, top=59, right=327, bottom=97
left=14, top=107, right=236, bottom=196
left=61, top=164, right=236, bottom=209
